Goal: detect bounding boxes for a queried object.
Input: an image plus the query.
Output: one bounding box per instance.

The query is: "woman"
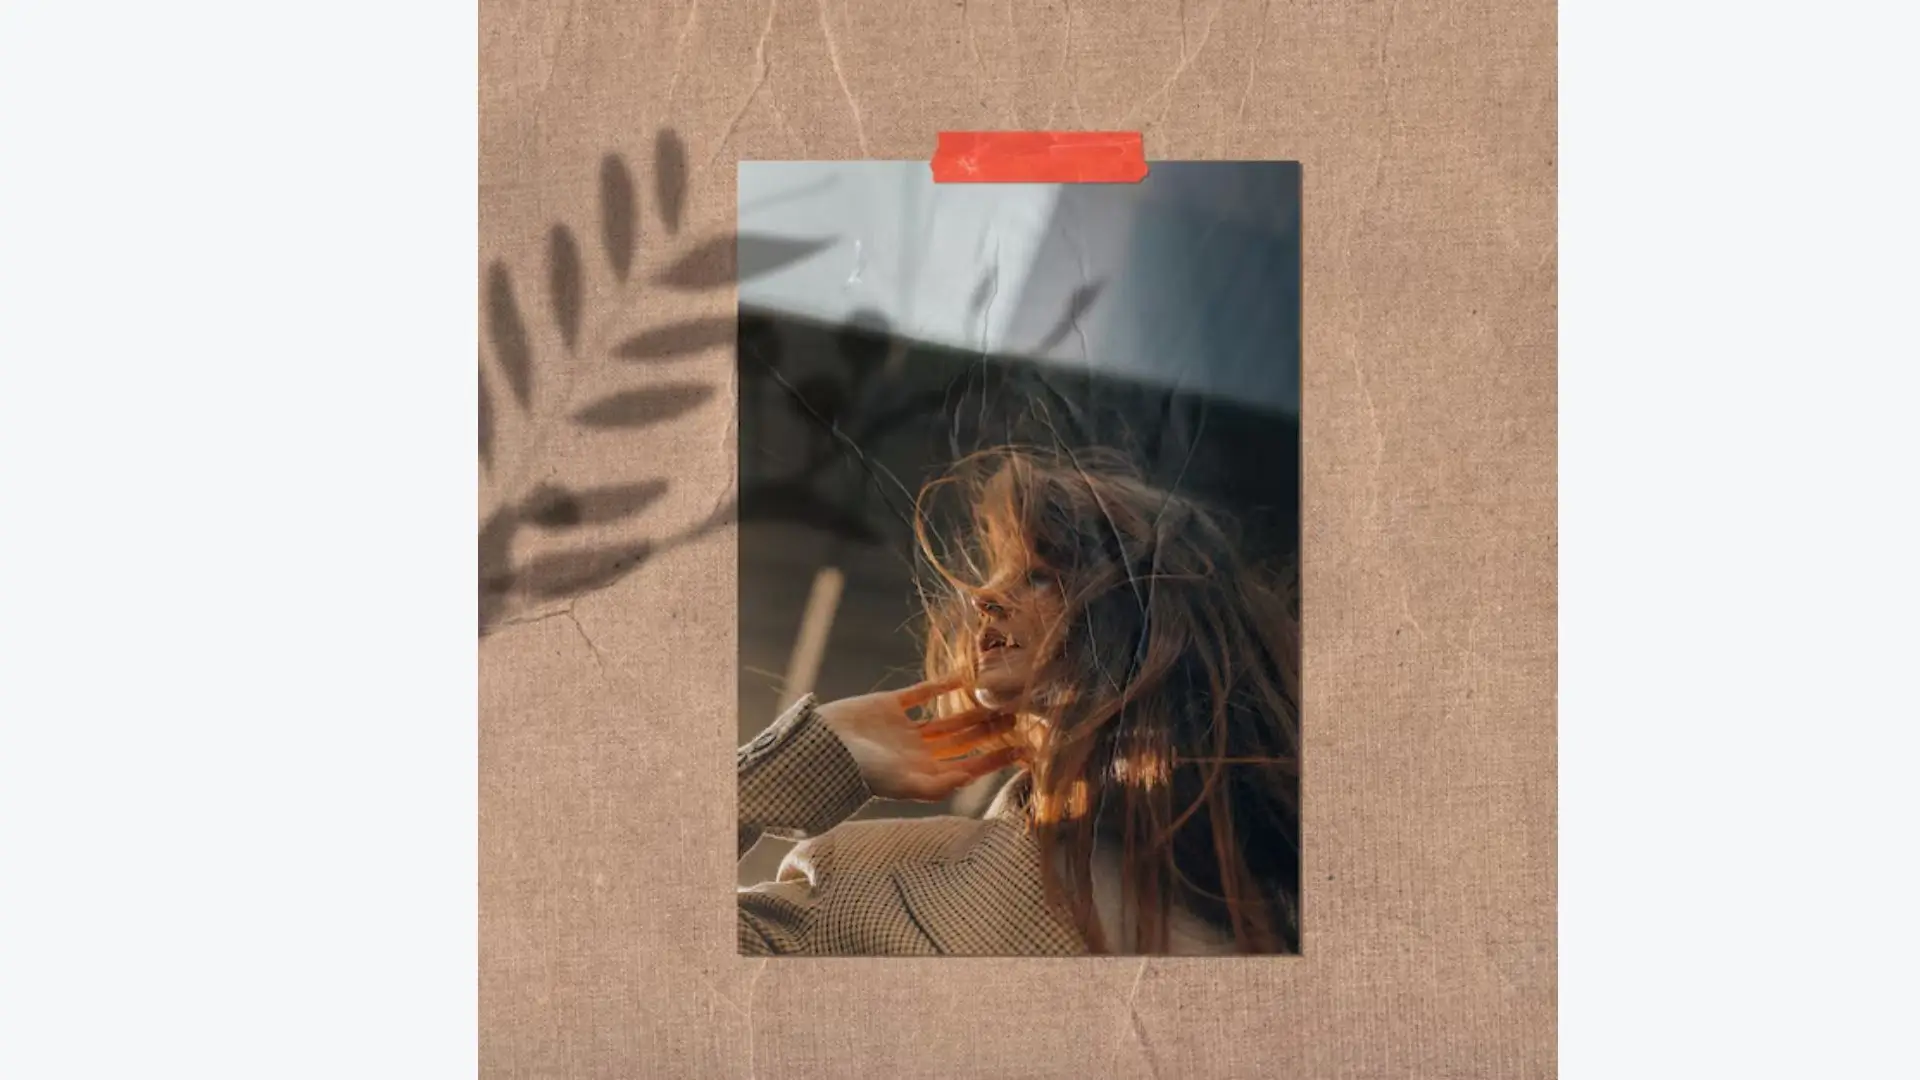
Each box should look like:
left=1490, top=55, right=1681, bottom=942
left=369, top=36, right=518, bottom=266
left=737, top=446, right=1301, bottom=956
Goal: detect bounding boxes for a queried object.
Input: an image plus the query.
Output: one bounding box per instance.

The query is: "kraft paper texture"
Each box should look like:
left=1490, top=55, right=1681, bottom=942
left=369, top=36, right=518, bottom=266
left=479, top=1, right=1556, bottom=1076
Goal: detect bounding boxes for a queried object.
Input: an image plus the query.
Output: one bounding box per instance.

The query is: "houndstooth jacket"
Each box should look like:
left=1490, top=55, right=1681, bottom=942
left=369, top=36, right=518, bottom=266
left=736, top=693, right=1090, bottom=957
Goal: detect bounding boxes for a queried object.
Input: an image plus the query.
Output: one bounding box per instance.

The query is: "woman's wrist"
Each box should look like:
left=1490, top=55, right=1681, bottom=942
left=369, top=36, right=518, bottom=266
left=738, top=695, right=873, bottom=841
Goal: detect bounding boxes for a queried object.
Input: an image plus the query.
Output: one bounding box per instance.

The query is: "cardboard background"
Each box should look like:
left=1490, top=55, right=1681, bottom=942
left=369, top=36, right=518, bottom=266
left=480, top=0, right=1556, bottom=1075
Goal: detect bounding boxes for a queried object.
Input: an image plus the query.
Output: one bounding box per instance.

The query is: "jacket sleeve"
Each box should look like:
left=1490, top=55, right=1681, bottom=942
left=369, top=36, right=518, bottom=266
left=737, top=694, right=873, bottom=955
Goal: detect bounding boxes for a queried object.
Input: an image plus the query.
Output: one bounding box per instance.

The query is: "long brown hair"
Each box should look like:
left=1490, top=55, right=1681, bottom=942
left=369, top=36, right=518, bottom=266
left=914, top=445, right=1301, bottom=954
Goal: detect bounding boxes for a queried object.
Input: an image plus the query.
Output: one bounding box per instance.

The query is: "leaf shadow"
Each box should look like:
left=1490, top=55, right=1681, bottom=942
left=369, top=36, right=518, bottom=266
left=967, top=270, right=997, bottom=318
left=481, top=133, right=1125, bottom=637
left=658, top=234, right=834, bottom=291
left=479, top=506, right=519, bottom=634
left=1032, top=279, right=1107, bottom=354
left=600, top=154, right=637, bottom=283
left=549, top=225, right=584, bottom=351
left=654, top=129, right=688, bottom=236
left=485, top=262, right=533, bottom=409
left=517, top=542, right=657, bottom=600
left=523, top=480, right=670, bottom=529
left=614, top=317, right=735, bottom=361
left=572, top=383, right=715, bottom=429
left=480, top=131, right=737, bottom=637
left=479, top=360, right=495, bottom=472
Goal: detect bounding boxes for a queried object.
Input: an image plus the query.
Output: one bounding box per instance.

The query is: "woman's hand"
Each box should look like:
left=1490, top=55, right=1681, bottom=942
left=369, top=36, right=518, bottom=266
left=815, top=676, right=1026, bottom=802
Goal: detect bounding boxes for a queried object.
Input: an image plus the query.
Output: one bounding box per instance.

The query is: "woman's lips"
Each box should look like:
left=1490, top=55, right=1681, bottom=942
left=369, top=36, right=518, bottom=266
left=979, top=625, right=1015, bottom=652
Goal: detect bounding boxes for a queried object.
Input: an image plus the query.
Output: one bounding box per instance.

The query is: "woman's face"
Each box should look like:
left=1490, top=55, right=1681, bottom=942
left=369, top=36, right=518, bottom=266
left=969, top=561, right=1061, bottom=712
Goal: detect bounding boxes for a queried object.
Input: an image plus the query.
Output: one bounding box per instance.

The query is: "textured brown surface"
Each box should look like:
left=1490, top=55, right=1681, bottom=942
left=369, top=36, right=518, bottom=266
left=479, top=0, right=1556, bottom=1076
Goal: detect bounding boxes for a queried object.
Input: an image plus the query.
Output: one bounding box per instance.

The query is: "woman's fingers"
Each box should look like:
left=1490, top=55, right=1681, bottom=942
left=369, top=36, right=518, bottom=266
left=913, top=704, right=1005, bottom=738
left=951, top=745, right=1025, bottom=779
left=911, top=744, right=1026, bottom=798
left=923, top=714, right=1019, bottom=756
left=894, top=674, right=966, bottom=710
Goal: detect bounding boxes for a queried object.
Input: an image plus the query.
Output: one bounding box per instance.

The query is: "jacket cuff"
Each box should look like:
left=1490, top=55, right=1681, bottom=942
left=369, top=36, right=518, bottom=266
left=738, top=694, right=872, bottom=843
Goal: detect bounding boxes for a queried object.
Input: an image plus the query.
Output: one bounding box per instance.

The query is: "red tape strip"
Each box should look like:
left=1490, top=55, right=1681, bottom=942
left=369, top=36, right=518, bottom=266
left=930, top=131, right=1148, bottom=184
